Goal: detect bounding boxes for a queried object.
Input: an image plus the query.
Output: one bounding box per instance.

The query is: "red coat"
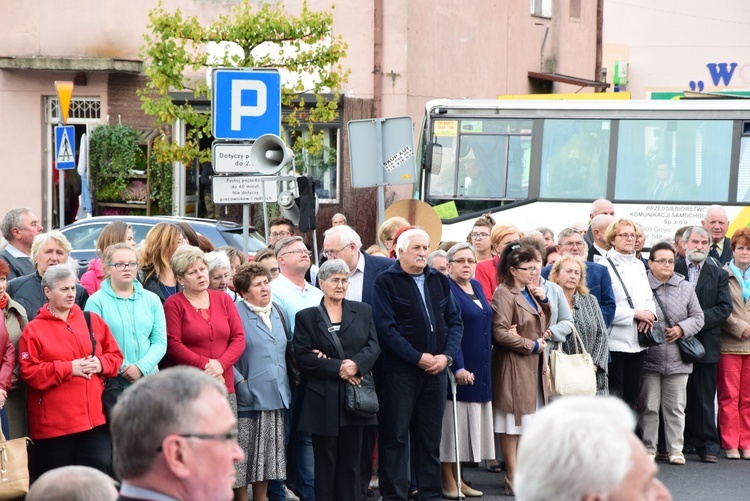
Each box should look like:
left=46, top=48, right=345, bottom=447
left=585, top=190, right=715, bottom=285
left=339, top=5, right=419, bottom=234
left=475, top=255, right=500, bottom=301
left=19, top=305, right=123, bottom=440
left=163, top=290, right=245, bottom=393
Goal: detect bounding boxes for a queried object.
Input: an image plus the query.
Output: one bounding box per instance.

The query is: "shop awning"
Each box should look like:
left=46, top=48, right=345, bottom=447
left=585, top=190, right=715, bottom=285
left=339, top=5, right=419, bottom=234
left=0, top=56, right=142, bottom=73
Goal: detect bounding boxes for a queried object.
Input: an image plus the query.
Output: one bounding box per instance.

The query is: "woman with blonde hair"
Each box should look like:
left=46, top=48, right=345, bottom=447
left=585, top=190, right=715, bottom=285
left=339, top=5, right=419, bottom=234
left=138, top=223, right=184, bottom=303
left=550, top=255, right=610, bottom=395
left=377, top=217, right=409, bottom=255
left=81, top=221, right=136, bottom=295
left=475, top=223, right=523, bottom=300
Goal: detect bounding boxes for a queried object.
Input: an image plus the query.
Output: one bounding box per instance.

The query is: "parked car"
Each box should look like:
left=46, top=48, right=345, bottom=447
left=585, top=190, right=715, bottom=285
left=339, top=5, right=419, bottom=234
left=60, top=216, right=267, bottom=275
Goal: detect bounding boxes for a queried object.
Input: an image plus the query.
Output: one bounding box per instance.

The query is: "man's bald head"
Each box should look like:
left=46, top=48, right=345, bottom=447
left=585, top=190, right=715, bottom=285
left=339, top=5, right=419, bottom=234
left=590, top=199, right=615, bottom=221
left=591, top=214, right=615, bottom=249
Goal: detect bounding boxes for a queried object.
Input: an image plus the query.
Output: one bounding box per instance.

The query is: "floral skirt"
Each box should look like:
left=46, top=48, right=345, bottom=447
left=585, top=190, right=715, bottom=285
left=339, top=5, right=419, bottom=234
left=233, top=409, right=286, bottom=486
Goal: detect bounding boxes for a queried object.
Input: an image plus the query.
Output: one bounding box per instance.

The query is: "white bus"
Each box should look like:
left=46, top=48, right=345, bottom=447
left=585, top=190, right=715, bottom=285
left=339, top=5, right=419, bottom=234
left=417, top=98, right=750, bottom=244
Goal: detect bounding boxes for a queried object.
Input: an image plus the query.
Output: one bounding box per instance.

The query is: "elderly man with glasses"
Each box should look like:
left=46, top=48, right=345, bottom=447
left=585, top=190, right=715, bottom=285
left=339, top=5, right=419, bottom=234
left=542, top=227, right=616, bottom=327
left=111, top=366, right=245, bottom=501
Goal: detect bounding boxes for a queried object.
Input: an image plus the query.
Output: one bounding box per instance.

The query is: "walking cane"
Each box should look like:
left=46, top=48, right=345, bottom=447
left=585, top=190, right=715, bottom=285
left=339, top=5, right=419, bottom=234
left=448, top=370, right=464, bottom=498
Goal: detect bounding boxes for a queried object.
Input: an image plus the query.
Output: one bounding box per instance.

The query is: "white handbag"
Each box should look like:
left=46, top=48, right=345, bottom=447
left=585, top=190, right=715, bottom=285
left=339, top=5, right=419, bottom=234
left=548, top=324, right=597, bottom=397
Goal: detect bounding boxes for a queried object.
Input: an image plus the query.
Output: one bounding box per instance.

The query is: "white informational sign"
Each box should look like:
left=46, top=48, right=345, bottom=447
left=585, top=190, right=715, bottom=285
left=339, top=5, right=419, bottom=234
left=212, top=143, right=257, bottom=173
left=212, top=176, right=279, bottom=204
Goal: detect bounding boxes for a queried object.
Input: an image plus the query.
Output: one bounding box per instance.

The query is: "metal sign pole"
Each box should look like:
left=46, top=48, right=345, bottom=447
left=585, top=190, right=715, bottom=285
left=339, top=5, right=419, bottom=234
left=375, top=119, right=386, bottom=227
left=261, top=180, right=269, bottom=251
left=242, top=204, right=250, bottom=257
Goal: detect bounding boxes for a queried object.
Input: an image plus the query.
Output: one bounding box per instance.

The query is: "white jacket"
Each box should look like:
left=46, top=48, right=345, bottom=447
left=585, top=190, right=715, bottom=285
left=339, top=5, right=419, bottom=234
left=596, top=250, right=656, bottom=353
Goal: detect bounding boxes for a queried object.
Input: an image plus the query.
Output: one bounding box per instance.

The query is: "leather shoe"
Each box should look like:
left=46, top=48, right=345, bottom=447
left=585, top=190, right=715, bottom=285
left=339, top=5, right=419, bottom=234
left=701, top=454, right=718, bottom=463
left=441, top=489, right=464, bottom=499
left=461, top=485, right=483, bottom=497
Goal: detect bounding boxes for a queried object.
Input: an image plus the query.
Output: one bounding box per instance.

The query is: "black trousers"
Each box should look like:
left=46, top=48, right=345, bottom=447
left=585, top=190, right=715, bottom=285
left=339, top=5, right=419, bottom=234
left=609, top=351, right=647, bottom=410
left=31, top=425, right=112, bottom=482
left=312, top=426, right=364, bottom=501
left=685, top=362, right=720, bottom=455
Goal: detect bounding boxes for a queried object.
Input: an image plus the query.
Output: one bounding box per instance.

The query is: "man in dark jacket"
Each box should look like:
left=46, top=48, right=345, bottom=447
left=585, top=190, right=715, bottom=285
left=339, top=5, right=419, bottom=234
left=676, top=226, right=732, bottom=463
left=372, top=228, right=463, bottom=501
left=0, top=208, right=43, bottom=279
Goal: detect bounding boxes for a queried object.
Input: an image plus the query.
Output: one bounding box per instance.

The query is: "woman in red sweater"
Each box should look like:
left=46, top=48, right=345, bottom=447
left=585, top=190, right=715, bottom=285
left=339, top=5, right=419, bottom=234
left=162, top=246, right=245, bottom=408
left=19, top=264, right=123, bottom=480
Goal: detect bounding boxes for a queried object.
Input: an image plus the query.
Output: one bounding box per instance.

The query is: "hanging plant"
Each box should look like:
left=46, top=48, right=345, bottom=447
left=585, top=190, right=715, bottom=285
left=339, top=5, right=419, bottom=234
left=89, top=125, right=141, bottom=202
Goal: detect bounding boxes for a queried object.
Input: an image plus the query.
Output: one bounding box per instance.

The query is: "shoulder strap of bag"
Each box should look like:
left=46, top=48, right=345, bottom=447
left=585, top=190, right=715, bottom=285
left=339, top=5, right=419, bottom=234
left=83, top=311, right=96, bottom=357
left=316, top=304, right=345, bottom=359
left=271, top=302, right=291, bottom=341
left=606, top=257, right=635, bottom=309
left=651, top=289, right=672, bottom=327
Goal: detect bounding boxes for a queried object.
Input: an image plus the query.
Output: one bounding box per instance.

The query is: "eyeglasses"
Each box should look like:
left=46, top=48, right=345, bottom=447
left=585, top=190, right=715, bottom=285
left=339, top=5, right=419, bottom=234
left=325, top=244, right=350, bottom=257
left=515, top=265, right=539, bottom=273
left=470, top=232, right=490, bottom=240
left=108, top=262, right=138, bottom=271
left=560, top=241, right=585, bottom=248
left=652, top=259, right=675, bottom=265
left=451, top=258, right=477, bottom=265
left=280, top=249, right=312, bottom=258
left=269, top=231, right=291, bottom=239
left=326, top=278, right=349, bottom=286
left=156, top=431, right=239, bottom=451
left=615, top=233, right=637, bottom=239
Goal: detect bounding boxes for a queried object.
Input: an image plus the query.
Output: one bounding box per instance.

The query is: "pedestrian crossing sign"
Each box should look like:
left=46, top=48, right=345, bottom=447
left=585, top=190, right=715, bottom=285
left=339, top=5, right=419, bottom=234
left=55, top=125, right=76, bottom=170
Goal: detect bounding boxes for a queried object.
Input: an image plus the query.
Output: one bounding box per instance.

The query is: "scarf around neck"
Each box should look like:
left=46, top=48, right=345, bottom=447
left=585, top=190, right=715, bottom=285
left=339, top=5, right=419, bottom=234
left=729, top=260, right=750, bottom=302
left=245, top=300, right=273, bottom=330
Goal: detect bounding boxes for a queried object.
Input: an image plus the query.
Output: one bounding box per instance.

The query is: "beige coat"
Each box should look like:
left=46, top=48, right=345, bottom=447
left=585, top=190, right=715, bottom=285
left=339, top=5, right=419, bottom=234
left=491, top=283, right=551, bottom=426
left=720, top=267, right=750, bottom=355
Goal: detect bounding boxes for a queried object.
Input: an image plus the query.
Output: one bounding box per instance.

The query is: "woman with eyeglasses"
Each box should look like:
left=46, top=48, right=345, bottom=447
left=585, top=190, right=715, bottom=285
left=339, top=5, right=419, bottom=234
left=85, top=243, right=167, bottom=391
left=639, top=242, right=703, bottom=465
left=440, top=243, right=493, bottom=498
left=162, top=246, right=245, bottom=405
left=19, top=264, right=123, bottom=480
left=466, top=215, right=495, bottom=262
left=138, top=223, right=184, bottom=303
left=293, top=259, right=381, bottom=501
left=80, top=221, right=136, bottom=295
left=491, top=243, right=551, bottom=495
left=597, top=219, right=657, bottom=410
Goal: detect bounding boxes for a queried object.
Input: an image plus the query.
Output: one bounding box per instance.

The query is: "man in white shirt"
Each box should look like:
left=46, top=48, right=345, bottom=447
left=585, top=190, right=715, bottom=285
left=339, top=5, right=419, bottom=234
left=0, top=208, right=43, bottom=279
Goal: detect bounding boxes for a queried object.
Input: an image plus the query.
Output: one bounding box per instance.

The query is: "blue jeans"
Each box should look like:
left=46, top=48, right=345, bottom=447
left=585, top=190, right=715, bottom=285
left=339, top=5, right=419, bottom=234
left=0, top=408, right=8, bottom=439
left=379, top=371, right=447, bottom=501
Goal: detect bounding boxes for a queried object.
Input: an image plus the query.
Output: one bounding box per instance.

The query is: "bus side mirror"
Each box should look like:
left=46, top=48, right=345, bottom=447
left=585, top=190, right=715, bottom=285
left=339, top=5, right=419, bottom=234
left=424, top=142, right=442, bottom=175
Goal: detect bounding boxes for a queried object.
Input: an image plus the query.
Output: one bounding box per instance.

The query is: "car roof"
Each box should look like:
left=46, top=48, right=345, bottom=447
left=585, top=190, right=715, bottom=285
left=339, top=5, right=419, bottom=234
left=64, top=215, right=250, bottom=231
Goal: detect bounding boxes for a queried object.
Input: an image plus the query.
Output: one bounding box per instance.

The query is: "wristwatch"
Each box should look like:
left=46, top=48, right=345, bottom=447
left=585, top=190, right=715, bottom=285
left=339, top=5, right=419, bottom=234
left=445, top=354, right=454, bottom=367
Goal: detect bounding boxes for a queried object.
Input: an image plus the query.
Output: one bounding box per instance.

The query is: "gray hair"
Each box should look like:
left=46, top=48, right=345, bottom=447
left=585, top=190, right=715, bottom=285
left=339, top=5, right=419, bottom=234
left=426, top=249, right=447, bottom=267
left=516, top=396, right=636, bottom=500
left=41, top=264, right=76, bottom=291
left=332, top=213, right=347, bottom=224
left=395, top=228, right=430, bottom=258
left=274, top=236, right=304, bottom=257
left=317, top=258, right=349, bottom=282
left=446, top=242, right=476, bottom=262
left=205, top=251, right=231, bottom=273
left=31, top=231, right=72, bottom=265
left=703, top=204, right=728, bottom=222
left=1, top=208, right=32, bottom=241
left=323, top=225, right=362, bottom=250
left=111, top=366, right=226, bottom=480
left=27, top=465, right=118, bottom=501
left=683, top=226, right=710, bottom=242
left=556, top=227, right=583, bottom=245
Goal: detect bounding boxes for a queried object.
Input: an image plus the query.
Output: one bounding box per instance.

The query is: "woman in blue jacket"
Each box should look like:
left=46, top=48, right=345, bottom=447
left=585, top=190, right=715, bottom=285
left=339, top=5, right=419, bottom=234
left=231, top=262, right=291, bottom=501
left=85, top=243, right=167, bottom=388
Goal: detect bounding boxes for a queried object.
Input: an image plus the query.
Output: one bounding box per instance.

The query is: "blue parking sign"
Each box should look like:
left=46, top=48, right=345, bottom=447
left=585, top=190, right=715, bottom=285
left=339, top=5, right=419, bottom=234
left=55, top=125, right=76, bottom=170
left=212, top=69, right=281, bottom=141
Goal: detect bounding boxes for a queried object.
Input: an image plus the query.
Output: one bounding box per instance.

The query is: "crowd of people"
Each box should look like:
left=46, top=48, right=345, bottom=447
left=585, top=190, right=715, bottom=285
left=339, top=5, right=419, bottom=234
left=0, top=200, right=747, bottom=500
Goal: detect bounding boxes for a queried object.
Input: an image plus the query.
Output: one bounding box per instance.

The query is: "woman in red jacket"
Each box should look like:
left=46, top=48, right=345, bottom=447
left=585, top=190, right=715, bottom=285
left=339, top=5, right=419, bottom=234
left=19, top=264, right=123, bottom=480
left=162, top=246, right=245, bottom=409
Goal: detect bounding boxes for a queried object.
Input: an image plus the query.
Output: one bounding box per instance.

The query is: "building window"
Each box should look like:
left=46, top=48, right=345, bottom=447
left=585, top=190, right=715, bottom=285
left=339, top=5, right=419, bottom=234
left=284, top=127, right=340, bottom=203
left=570, top=0, right=581, bottom=20
left=531, top=0, right=552, bottom=18
left=45, top=97, right=101, bottom=123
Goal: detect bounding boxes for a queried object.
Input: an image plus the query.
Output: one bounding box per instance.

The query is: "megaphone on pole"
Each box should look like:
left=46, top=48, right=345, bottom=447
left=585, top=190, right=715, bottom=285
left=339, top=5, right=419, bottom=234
left=250, top=134, right=293, bottom=175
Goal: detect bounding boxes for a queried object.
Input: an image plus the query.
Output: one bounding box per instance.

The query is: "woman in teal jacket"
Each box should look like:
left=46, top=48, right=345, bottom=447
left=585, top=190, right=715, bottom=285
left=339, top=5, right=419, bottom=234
left=85, top=243, right=167, bottom=386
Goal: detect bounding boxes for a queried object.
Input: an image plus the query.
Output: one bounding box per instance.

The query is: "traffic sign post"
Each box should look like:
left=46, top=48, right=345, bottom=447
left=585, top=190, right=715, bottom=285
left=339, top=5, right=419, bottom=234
left=212, top=69, right=281, bottom=141
left=211, top=175, right=281, bottom=204
left=55, top=126, right=76, bottom=170
left=55, top=81, right=75, bottom=229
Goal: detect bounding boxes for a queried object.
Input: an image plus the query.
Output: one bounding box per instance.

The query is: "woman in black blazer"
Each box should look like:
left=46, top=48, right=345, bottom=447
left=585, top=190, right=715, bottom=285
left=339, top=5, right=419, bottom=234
left=294, top=259, right=381, bottom=501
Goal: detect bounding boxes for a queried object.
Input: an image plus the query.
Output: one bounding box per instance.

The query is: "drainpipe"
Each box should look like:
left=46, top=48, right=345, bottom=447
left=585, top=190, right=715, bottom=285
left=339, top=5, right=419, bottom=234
left=596, top=0, right=604, bottom=88
left=373, top=0, right=383, bottom=117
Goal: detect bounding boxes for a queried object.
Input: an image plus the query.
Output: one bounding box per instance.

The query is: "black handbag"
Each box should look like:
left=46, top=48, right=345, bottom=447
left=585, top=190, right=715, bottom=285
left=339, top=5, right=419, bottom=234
left=84, top=311, right=125, bottom=421
left=652, top=288, right=706, bottom=362
left=606, top=258, right=665, bottom=348
left=317, top=305, right=379, bottom=418
left=272, top=303, right=305, bottom=387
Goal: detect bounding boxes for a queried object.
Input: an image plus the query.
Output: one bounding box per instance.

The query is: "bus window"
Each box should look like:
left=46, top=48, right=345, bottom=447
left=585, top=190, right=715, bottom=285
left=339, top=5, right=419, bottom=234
left=615, top=119, right=732, bottom=202
left=540, top=119, right=610, bottom=199
left=736, top=136, right=750, bottom=202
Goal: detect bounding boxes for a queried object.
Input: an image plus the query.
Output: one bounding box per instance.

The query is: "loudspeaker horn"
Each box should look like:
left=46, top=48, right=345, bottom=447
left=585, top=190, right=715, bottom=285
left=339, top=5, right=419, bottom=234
left=278, top=190, right=300, bottom=226
left=250, top=134, right=293, bottom=175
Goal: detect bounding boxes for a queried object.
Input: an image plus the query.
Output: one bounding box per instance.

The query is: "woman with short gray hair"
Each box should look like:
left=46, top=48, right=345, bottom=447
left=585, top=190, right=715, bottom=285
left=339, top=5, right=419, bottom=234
left=294, top=259, right=381, bottom=500
left=8, top=232, right=87, bottom=321
left=19, top=264, right=123, bottom=480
